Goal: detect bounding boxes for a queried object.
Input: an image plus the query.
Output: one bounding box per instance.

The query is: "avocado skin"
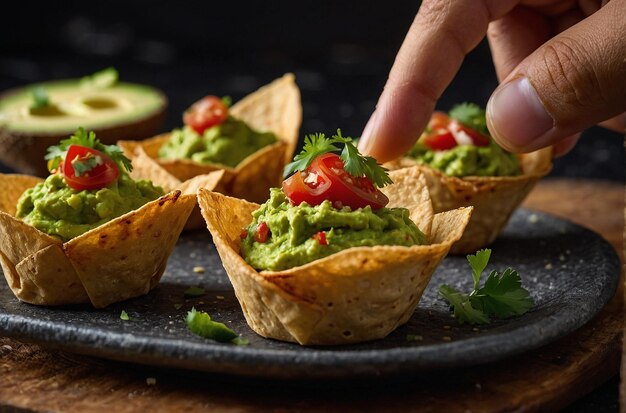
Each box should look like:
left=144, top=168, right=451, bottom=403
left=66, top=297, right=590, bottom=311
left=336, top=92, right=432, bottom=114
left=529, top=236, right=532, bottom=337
left=0, top=83, right=167, bottom=176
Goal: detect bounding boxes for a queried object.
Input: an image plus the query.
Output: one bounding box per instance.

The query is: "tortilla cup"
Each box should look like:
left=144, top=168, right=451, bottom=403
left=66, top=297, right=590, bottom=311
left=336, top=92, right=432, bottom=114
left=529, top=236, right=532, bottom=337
left=197, top=167, right=472, bottom=345
left=0, top=174, right=196, bottom=308
left=385, top=148, right=552, bottom=254
left=119, top=73, right=302, bottom=208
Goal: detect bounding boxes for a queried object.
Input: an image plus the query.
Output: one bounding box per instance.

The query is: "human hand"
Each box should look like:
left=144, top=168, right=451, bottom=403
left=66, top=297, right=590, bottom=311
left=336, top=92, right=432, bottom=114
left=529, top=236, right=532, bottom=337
left=358, top=0, right=626, bottom=162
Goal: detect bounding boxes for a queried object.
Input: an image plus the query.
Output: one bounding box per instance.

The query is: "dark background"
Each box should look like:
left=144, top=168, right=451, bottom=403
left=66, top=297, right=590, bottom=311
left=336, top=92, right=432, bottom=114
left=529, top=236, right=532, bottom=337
left=0, top=1, right=621, bottom=411
left=0, top=1, right=623, bottom=181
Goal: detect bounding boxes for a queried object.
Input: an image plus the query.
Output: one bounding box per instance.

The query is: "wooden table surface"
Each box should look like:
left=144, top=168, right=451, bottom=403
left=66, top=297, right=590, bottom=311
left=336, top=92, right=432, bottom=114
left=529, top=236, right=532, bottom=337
left=0, top=178, right=623, bottom=413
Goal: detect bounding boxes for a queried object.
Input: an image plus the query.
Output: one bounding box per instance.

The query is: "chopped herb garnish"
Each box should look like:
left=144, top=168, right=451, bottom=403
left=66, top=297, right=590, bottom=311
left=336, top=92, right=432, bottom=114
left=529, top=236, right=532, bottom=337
left=448, top=102, right=489, bottom=136
left=221, top=96, right=232, bottom=108
left=185, top=307, right=239, bottom=343
left=71, top=152, right=103, bottom=176
left=45, top=127, right=132, bottom=173
left=120, top=310, right=130, bottom=321
left=31, top=87, right=49, bottom=109
left=283, top=129, right=392, bottom=187
left=439, top=249, right=533, bottom=324
left=184, top=286, right=205, bottom=297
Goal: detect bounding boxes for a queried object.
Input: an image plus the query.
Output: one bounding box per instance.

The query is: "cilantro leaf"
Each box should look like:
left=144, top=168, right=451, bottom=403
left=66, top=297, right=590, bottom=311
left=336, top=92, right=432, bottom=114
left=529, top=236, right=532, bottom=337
left=439, top=285, right=490, bottom=325
left=470, top=268, right=534, bottom=319
left=467, top=249, right=491, bottom=291
left=448, top=102, right=489, bottom=136
left=44, top=127, right=133, bottom=173
left=283, top=129, right=393, bottom=188
left=283, top=132, right=340, bottom=177
left=439, top=248, right=533, bottom=325
left=185, top=307, right=239, bottom=343
left=31, top=87, right=49, bottom=109
left=221, top=96, right=232, bottom=108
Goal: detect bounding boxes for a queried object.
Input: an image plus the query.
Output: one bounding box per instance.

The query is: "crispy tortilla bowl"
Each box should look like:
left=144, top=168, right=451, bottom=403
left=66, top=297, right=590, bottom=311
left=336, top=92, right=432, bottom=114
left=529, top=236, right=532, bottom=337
left=197, top=167, right=473, bottom=345
left=119, top=73, right=302, bottom=211
left=0, top=173, right=196, bottom=308
left=385, top=148, right=552, bottom=254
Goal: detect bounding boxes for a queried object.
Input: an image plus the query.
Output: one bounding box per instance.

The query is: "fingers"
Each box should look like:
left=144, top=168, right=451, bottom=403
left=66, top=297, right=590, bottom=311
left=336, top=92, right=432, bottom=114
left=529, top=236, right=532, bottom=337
left=487, top=0, right=626, bottom=153
left=487, top=6, right=551, bottom=82
left=358, top=0, right=519, bottom=162
left=551, top=133, right=581, bottom=157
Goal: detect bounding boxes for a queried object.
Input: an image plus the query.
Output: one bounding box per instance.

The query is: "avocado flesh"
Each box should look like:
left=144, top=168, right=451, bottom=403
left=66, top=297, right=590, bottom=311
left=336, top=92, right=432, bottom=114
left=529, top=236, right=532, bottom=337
left=0, top=80, right=167, bottom=176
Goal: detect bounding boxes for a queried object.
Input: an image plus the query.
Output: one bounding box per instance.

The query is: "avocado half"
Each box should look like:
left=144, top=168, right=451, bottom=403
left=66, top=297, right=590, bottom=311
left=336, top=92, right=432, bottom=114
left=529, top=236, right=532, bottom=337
left=0, top=79, right=167, bottom=176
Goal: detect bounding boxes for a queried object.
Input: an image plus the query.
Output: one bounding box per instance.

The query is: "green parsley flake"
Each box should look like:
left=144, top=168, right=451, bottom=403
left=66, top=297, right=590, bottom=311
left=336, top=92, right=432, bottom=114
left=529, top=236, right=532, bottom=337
left=120, top=310, right=130, bottom=321
left=185, top=307, right=239, bottom=343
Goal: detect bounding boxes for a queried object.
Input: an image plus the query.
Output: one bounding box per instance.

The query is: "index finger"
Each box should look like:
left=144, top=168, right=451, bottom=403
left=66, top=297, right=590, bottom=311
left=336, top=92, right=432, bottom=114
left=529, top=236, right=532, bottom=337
left=358, top=0, right=518, bottom=162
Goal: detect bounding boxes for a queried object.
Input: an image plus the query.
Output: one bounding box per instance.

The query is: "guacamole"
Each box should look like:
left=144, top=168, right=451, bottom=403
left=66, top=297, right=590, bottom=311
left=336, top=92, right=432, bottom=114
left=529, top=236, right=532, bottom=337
left=408, top=141, right=519, bottom=177
left=16, top=173, right=164, bottom=241
left=241, top=188, right=427, bottom=271
left=158, top=117, right=277, bottom=168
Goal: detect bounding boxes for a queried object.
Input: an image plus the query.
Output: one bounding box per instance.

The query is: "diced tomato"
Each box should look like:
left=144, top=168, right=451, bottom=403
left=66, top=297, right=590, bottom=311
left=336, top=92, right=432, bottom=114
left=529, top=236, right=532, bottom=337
left=449, top=120, right=490, bottom=147
left=240, top=229, right=248, bottom=239
left=421, top=130, right=457, bottom=150
left=183, top=95, right=228, bottom=134
left=420, top=112, right=490, bottom=150
left=282, top=153, right=389, bottom=210
left=313, top=231, right=328, bottom=245
left=254, top=222, right=269, bottom=243
left=62, top=145, right=119, bottom=191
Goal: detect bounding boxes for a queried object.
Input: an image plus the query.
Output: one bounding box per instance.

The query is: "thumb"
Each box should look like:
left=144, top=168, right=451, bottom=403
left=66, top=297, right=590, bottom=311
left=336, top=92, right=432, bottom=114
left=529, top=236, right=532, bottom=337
left=486, top=0, right=626, bottom=153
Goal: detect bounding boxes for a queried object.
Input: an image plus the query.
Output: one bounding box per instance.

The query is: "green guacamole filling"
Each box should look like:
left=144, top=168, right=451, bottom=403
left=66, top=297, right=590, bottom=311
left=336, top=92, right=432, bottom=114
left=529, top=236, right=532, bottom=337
left=16, top=173, right=164, bottom=242
left=158, top=117, right=277, bottom=168
left=241, top=188, right=427, bottom=271
left=408, top=141, right=519, bottom=177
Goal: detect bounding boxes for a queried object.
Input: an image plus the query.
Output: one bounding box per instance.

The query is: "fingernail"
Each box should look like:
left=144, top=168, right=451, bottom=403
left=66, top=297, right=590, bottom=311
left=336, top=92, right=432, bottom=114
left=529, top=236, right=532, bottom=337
left=487, top=77, right=554, bottom=150
left=358, top=110, right=378, bottom=154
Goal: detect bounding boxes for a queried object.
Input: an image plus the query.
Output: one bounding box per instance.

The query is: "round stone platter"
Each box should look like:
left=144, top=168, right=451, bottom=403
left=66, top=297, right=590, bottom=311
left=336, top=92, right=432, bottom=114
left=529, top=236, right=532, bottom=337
left=0, top=209, right=619, bottom=379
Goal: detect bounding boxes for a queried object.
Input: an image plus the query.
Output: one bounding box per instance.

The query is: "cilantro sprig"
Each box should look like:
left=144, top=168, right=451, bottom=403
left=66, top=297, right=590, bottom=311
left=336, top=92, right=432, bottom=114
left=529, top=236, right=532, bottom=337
left=283, top=129, right=392, bottom=188
left=439, top=249, right=533, bottom=324
left=45, top=127, right=133, bottom=173
left=448, top=102, right=489, bottom=136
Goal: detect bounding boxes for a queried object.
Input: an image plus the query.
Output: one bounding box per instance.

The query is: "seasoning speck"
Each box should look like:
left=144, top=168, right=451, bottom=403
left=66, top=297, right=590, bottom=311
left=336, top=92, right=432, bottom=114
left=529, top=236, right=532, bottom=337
left=146, top=377, right=156, bottom=386
left=216, top=295, right=225, bottom=300
left=528, top=214, right=539, bottom=224
left=193, top=266, right=205, bottom=274
left=545, top=263, right=553, bottom=270
left=442, top=336, right=452, bottom=342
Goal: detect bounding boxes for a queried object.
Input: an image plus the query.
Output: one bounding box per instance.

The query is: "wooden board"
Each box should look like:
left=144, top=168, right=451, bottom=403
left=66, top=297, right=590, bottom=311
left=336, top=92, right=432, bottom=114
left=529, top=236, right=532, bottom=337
left=0, top=178, right=623, bottom=413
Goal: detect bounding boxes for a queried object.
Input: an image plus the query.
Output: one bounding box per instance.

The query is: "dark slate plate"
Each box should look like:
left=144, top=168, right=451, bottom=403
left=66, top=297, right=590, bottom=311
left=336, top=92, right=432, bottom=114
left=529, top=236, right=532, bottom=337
left=0, top=209, right=619, bottom=379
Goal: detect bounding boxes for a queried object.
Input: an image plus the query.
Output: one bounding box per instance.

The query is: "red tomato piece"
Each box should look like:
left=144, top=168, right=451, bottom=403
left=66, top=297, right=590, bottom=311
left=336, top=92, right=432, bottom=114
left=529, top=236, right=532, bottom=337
left=240, top=229, right=248, bottom=239
left=313, top=231, right=328, bottom=245
left=254, top=222, right=269, bottom=243
left=449, top=120, right=490, bottom=147
left=183, top=95, right=228, bottom=134
left=421, top=130, right=458, bottom=151
left=62, top=145, right=119, bottom=191
left=282, top=153, right=389, bottom=210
